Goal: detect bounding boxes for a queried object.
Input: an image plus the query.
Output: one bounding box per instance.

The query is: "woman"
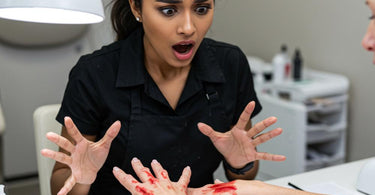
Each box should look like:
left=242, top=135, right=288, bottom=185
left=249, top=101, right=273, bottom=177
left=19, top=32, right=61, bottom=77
left=114, top=2, right=375, bottom=193
left=362, top=0, right=375, bottom=59
left=41, top=0, right=285, bottom=194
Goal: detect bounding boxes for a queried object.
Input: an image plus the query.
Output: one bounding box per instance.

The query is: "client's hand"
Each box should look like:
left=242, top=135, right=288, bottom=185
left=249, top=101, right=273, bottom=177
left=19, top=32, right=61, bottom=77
left=113, top=158, right=191, bottom=195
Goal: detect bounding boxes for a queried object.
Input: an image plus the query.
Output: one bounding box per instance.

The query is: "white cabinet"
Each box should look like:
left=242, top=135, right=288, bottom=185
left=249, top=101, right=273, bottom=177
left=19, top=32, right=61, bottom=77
left=251, top=66, right=349, bottom=180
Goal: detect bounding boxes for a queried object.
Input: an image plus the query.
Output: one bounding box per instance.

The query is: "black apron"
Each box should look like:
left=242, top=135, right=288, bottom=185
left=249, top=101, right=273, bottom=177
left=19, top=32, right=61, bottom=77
left=90, top=82, right=231, bottom=194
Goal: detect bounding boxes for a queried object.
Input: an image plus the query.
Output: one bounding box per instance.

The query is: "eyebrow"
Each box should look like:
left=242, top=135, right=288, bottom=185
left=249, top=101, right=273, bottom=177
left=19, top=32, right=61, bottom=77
left=155, top=0, right=209, bottom=3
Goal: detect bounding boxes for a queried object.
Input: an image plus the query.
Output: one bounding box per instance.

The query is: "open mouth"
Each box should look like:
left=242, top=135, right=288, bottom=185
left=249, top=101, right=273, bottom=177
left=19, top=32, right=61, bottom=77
left=172, top=43, right=194, bottom=54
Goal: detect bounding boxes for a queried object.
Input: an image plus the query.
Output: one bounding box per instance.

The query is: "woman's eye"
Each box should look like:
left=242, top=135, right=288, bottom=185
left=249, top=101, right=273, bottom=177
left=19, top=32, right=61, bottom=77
left=195, top=6, right=210, bottom=15
left=160, top=7, right=177, bottom=16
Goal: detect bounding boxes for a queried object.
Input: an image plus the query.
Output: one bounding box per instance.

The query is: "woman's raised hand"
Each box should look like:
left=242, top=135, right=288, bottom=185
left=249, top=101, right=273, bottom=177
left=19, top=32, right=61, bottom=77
left=197, top=101, right=286, bottom=168
left=41, top=117, right=121, bottom=195
left=113, top=158, right=191, bottom=195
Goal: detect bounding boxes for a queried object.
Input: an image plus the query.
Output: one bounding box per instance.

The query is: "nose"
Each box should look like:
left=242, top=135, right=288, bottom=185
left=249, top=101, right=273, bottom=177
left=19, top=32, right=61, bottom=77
left=177, top=12, right=196, bottom=36
left=362, top=23, right=375, bottom=51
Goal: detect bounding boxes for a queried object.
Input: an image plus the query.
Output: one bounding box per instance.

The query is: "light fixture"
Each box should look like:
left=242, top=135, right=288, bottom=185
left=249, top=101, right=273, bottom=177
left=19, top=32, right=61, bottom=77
left=0, top=0, right=104, bottom=24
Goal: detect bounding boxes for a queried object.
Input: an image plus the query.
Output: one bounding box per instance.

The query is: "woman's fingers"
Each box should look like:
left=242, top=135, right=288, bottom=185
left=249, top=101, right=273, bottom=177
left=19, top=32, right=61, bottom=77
left=151, top=159, right=170, bottom=181
left=131, top=157, right=158, bottom=184
left=247, top=117, right=277, bottom=138
left=57, top=175, right=76, bottom=195
left=113, top=166, right=139, bottom=192
left=46, top=132, right=75, bottom=153
left=41, top=149, right=72, bottom=165
left=98, top=120, right=121, bottom=149
left=235, top=101, right=255, bottom=130
left=252, top=128, right=283, bottom=146
left=177, top=166, right=191, bottom=187
left=64, top=117, right=84, bottom=143
left=255, top=152, right=286, bottom=161
left=197, top=123, right=220, bottom=142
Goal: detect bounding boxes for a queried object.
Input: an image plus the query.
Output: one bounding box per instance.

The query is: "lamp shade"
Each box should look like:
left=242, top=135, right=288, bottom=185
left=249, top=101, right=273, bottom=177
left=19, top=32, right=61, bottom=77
left=0, top=0, right=104, bottom=24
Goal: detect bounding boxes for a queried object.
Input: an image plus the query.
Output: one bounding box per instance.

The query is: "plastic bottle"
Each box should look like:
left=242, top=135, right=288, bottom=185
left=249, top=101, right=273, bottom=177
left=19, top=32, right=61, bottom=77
left=293, top=48, right=303, bottom=81
left=0, top=185, right=6, bottom=195
left=272, top=44, right=291, bottom=83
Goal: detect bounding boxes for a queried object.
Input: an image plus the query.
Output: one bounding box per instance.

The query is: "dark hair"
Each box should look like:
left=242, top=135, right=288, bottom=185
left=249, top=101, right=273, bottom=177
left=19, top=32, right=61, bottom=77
left=110, top=0, right=142, bottom=41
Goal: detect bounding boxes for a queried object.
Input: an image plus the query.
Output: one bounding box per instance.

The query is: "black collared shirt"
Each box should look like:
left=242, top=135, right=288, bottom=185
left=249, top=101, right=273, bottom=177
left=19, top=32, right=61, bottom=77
left=56, top=27, right=261, bottom=191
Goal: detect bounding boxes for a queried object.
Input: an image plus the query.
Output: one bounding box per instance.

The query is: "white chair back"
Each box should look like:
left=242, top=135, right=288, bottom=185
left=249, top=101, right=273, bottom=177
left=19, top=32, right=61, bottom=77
left=33, top=104, right=61, bottom=195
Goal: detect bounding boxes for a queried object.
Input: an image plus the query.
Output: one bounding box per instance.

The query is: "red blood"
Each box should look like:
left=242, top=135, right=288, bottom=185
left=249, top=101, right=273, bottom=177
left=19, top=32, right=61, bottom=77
left=132, top=180, right=138, bottom=184
left=161, top=170, right=168, bottom=179
left=135, top=186, right=154, bottom=195
left=206, top=181, right=237, bottom=195
left=167, top=185, right=172, bottom=189
left=144, top=170, right=158, bottom=184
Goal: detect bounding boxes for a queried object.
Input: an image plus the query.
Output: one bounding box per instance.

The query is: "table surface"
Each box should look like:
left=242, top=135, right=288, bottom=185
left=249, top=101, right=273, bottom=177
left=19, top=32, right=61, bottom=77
left=265, top=157, right=374, bottom=193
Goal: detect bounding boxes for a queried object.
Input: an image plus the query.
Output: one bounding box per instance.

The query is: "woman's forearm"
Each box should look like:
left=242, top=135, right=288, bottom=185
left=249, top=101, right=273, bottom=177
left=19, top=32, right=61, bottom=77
left=51, top=168, right=91, bottom=195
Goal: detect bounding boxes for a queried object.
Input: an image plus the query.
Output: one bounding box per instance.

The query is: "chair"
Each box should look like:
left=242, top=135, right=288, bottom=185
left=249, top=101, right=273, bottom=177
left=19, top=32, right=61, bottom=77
left=33, top=104, right=61, bottom=195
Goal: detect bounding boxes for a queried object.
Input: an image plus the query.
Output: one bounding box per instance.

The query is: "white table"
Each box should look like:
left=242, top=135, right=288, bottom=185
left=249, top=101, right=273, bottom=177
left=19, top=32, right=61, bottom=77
left=266, top=157, right=374, bottom=194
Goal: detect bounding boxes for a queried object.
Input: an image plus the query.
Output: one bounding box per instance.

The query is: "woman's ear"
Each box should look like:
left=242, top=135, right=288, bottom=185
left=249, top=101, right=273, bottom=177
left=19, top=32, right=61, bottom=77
left=128, top=0, right=142, bottom=22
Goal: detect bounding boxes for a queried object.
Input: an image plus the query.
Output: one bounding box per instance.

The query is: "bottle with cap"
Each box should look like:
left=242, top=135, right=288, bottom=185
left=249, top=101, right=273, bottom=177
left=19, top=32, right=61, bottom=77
left=272, top=44, right=291, bottom=83
left=293, top=48, right=303, bottom=81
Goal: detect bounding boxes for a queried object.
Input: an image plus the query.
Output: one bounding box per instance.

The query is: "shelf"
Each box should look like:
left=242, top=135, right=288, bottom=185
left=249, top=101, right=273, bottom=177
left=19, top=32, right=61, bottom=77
left=305, top=153, right=345, bottom=171
left=305, top=94, right=348, bottom=112
left=307, top=124, right=345, bottom=144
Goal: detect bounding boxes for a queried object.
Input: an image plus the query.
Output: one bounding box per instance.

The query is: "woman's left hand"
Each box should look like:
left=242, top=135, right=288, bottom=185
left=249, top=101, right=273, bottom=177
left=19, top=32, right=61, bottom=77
left=197, top=101, right=286, bottom=169
left=113, top=158, right=191, bottom=195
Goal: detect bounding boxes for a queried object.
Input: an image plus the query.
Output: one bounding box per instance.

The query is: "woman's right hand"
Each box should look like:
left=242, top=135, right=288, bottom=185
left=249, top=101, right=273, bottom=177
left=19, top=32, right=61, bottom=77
left=41, top=117, right=121, bottom=195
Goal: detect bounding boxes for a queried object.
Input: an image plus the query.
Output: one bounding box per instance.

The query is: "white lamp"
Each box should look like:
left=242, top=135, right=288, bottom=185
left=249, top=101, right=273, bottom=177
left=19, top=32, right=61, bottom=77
left=0, top=0, right=104, bottom=24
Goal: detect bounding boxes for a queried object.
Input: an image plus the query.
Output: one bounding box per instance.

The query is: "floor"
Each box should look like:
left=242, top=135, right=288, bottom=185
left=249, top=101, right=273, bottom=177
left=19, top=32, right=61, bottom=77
left=4, top=177, right=40, bottom=195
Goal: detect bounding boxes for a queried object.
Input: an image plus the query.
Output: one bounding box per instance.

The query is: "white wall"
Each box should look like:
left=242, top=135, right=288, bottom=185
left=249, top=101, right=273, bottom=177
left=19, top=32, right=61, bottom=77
left=209, top=0, right=375, bottom=161
left=0, top=0, right=114, bottom=179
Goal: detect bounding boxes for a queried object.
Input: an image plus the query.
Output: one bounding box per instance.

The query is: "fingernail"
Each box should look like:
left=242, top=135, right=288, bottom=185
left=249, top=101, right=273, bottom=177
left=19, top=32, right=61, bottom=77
left=185, top=166, right=191, bottom=171
left=113, top=166, right=120, bottom=172
left=152, top=159, right=158, bottom=164
left=132, top=157, right=140, bottom=162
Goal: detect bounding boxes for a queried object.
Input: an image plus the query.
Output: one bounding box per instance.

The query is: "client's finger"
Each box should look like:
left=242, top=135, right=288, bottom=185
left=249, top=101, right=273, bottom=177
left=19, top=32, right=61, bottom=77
left=177, top=166, right=191, bottom=187
left=151, top=159, right=170, bottom=181
left=113, top=166, right=139, bottom=192
left=131, top=157, right=158, bottom=184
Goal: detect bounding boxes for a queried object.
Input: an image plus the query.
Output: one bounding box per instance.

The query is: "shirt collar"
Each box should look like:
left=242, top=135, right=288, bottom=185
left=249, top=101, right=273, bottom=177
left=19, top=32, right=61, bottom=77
left=116, top=29, right=225, bottom=88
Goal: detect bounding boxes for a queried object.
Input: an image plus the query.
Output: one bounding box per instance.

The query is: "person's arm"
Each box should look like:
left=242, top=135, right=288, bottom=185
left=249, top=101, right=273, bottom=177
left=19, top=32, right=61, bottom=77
left=41, top=117, right=121, bottom=195
left=189, top=180, right=323, bottom=195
